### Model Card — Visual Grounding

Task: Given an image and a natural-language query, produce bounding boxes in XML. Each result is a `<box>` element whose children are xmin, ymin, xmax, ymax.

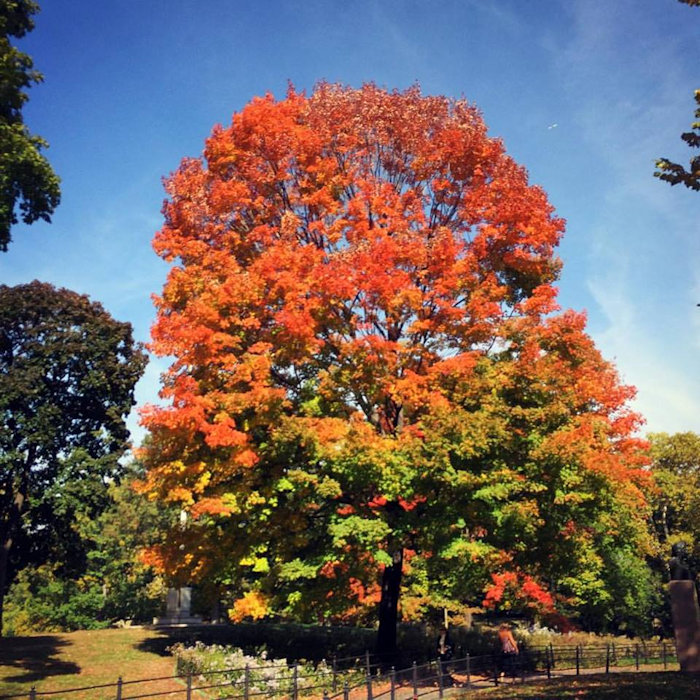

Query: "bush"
<box><xmin>3</xmin><ymin>565</ymin><xmax>110</xmax><ymax>635</ymax></box>
<box><xmin>2</xmin><ymin>563</ymin><xmax>165</xmax><ymax>635</ymax></box>
<box><xmin>169</xmin><ymin>642</ymin><xmax>337</xmax><ymax>698</ymax></box>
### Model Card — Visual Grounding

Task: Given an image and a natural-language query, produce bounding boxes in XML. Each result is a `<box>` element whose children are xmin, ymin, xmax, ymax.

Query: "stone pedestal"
<box><xmin>669</xmin><ymin>580</ymin><xmax>700</xmax><ymax>672</ymax></box>
<box><xmin>153</xmin><ymin>586</ymin><xmax>203</xmax><ymax>626</ymax></box>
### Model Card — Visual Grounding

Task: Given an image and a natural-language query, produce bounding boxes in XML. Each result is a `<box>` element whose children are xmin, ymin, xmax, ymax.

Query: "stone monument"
<box><xmin>668</xmin><ymin>542</ymin><xmax>700</xmax><ymax>672</ymax></box>
<box><xmin>153</xmin><ymin>586</ymin><xmax>203</xmax><ymax>626</ymax></box>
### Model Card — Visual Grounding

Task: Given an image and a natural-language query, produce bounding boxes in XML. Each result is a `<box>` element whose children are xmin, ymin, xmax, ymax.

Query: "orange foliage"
<box><xmin>228</xmin><ymin>591</ymin><xmax>269</xmax><ymax>622</ymax></box>
<box><xmin>138</xmin><ymin>83</ymin><xmax>649</xmax><ymax>628</ymax></box>
<box><xmin>483</xmin><ymin>571</ymin><xmax>555</xmax><ymax>614</ymax></box>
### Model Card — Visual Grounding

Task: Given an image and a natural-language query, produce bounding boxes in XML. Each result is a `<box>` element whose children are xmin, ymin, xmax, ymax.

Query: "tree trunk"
<box><xmin>376</xmin><ymin>547</ymin><xmax>403</xmax><ymax>665</ymax></box>
<box><xmin>0</xmin><ymin>531</ymin><xmax>12</xmax><ymax>635</ymax></box>
<box><xmin>0</xmin><ymin>482</ymin><xmax>27</xmax><ymax>636</ymax></box>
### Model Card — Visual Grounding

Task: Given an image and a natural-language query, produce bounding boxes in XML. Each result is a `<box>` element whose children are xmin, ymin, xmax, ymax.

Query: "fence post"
<box><xmin>323</xmin><ymin>691</ymin><xmax>330</xmax><ymax>700</ymax></box>
<box><xmin>546</xmin><ymin>646</ymin><xmax>551</xmax><ymax>679</ymax></box>
<box><xmin>244</xmin><ymin>663</ymin><xmax>250</xmax><ymax>700</ymax></box>
<box><xmin>575</xmin><ymin>646</ymin><xmax>580</xmax><ymax>676</ymax></box>
<box><xmin>116</xmin><ymin>676</ymin><xmax>123</xmax><ymax>700</ymax></box>
<box><xmin>332</xmin><ymin>655</ymin><xmax>338</xmax><ymax>693</ymax></box>
<box><xmin>662</xmin><ymin>642</ymin><xmax>667</xmax><ymax>670</ymax></box>
<box><xmin>492</xmin><ymin>653</ymin><xmax>499</xmax><ymax>685</ymax></box>
<box><xmin>390</xmin><ymin>667</ymin><xmax>396</xmax><ymax>700</ymax></box>
<box><xmin>186</xmin><ymin>673</ymin><xmax>192</xmax><ymax>700</ymax></box>
<box><xmin>293</xmin><ymin>662</ymin><xmax>299</xmax><ymax>700</ymax></box>
<box><xmin>635</xmin><ymin>644</ymin><xmax>640</xmax><ymax>671</ymax></box>
<box><xmin>605</xmin><ymin>644</ymin><xmax>610</xmax><ymax>674</ymax></box>
<box><xmin>365</xmin><ymin>650</ymin><xmax>371</xmax><ymax>677</ymax></box>
<box><xmin>29</xmin><ymin>688</ymin><xmax>37</xmax><ymax>700</ymax></box>
<box><xmin>366</xmin><ymin>673</ymin><xmax>373</xmax><ymax>700</ymax></box>
<box><xmin>643</xmin><ymin>641</ymin><xmax>648</xmax><ymax>666</ymax></box>
<box><xmin>412</xmin><ymin>661</ymin><xmax>418</xmax><ymax>700</ymax></box>
<box><xmin>344</xmin><ymin>680</ymin><xmax>350</xmax><ymax>700</ymax></box>
<box><xmin>549</xmin><ymin>642</ymin><xmax>555</xmax><ymax>669</ymax></box>
<box><xmin>612</xmin><ymin>642</ymin><xmax>616</xmax><ymax>665</ymax></box>
<box><xmin>466</xmin><ymin>652</ymin><xmax>471</xmax><ymax>687</ymax></box>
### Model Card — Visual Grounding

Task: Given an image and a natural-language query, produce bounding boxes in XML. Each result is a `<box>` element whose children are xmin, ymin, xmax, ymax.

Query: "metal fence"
<box><xmin>3</xmin><ymin>641</ymin><xmax>679</xmax><ymax>700</ymax></box>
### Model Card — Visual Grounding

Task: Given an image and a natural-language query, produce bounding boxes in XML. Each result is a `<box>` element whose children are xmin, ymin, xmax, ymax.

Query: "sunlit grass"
<box><xmin>469</xmin><ymin>671</ymin><xmax>700</xmax><ymax>699</ymax></box>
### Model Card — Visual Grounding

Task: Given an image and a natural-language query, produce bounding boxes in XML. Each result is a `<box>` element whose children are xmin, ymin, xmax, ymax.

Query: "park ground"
<box><xmin>1</xmin><ymin>627</ymin><xmax>699</xmax><ymax>700</ymax></box>
<box><xmin>0</xmin><ymin>627</ymin><xmax>187</xmax><ymax>699</ymax></box>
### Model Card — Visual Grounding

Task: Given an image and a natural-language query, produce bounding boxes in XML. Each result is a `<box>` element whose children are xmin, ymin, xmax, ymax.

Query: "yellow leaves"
<box><xmin>165</xmin><ymin>486</ymin><xmax>193</xmax><ymax>505</ymax></box>
<box><xmin>228</xmin><ymin>591</ymin><xmax>270</xmax><ymax>622</ymax></box>
<box><xmin>239</xmin><ymin>556</ymin><xmax>270</xmax><ymax>573</ymax></box>
<box><xmin>193</xmin><ymin>470</ymin><xmax>211</xmax><ymax>494</ymax></box>
<box><xmin>246</xmin><ymin>491</ymin><xmax>267</xmax><ymax>507</ymax></box>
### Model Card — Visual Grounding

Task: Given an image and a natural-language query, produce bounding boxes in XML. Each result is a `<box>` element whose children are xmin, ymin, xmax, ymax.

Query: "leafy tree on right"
<box><xmin>654</xmin><ymin>2</ymin><xmax>698</xmax><ymax>191</ymax></box>
<box><xmin>655</xmin><ymin>89</ymin><xmax>700</xmax><ymax>192</ymax></box>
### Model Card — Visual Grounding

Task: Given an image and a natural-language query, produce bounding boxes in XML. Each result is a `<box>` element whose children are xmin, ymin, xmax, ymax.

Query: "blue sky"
<box><xmin>1</xmin><ymin>0</ymin><xmax>698</xmax><ymax>443</ymax></box>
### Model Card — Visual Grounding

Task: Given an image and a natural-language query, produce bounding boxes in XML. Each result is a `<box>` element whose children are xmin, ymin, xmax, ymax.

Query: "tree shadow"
<box><xmin>135</xmin><ymin>627</ymin><xmax>176</xmax><ymax>657</ymax></box>
<box><xmin>0</xmin><ymin>635</ymin><xmax>80</xmax><ymax>684</ymax></box>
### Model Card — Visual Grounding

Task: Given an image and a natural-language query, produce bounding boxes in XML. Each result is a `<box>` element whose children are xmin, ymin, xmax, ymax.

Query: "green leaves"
<box><xmin>655</xmin><ymin>90</ymin><xmax>700</xmax><ymax>192</ymax></box>
<box><xmin>0</xmin><ymin>281</ymin><xmax>147</xmax><ymax>628</ymax></box>
<box><xmin>0</xmin><ymin>1</ymin><xmax>60</xmax><ymax>250</ymax></box>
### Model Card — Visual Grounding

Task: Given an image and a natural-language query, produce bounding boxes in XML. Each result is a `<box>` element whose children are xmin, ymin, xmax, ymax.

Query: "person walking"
<box><xmin>498</xmin><ymin>623</ymin><xmax>519</xmax><ymax>680</ymax></box>
<box><xmin>437</xmin><ymin>626</ymin><xmax>454</xmax><ymax>686</ymax></box>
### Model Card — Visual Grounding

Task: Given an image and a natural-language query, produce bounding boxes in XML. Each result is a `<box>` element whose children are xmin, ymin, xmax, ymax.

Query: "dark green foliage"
<box><xmin>81</xmin><ymin>464</ymin><xmax>173</xmax><ymax>624</ymax></box>
<box><xmin>0</xmin><ymin>0</ymin><xmax>60</xmax><ymax>250</ymax></box>
<box><xmin>654</xmin><ymin>89</ymin><xmax>700</xmax><ymax>191</ymax></box>
<box><xmin>0</xmin><ymin>281</ymin><xmax>147</xmax><ymax>632</ymax></box>
<box><xmin>2</xmin><ymin>467</ymin><xmax>171</xmax><ymax>635</ymax></box>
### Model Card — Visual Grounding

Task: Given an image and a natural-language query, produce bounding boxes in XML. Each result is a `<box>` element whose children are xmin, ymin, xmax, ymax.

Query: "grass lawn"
<box><xmin>471</xmin><ymin>671</ymin><xmax>700</xmax><ymax>699</ymax></box>
<box><xmin>1</xmin><ymin>628</ymin><xmax>698</xmax><ymax>700</ymax></box>
<box><xmin>0</xmin><ymin>627</ymin><xmax>188</xmax><ymax>700</ymax></box>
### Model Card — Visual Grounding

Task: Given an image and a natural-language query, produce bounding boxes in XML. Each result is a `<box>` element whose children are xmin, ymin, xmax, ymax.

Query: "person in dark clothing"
<box><xmin>437</xmin><ymin>626</ymin><xmax>454</xmax><ymax>686</ymax></box>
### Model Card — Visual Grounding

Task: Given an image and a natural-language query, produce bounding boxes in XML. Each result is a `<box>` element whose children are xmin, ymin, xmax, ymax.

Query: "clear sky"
<box><xmin>1</xmin><ymin>0</ymin><xmax>698</xmax><ymax>444</ymax></box>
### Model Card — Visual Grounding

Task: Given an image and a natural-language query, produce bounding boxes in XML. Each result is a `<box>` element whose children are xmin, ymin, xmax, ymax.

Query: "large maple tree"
<box><xmin>141</xmin><ymin>84</ymin><xmax>650</xmax><ymax>653</ymax></box>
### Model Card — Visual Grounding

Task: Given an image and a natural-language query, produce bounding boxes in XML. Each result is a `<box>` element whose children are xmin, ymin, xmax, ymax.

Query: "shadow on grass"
<box><xmin>478</xmin><ymin>672</ymin><xmax>700</xmax><ymax>699</ymax></box>
<box><xmin>0</xmin><ymin>635</ymin><xmax>80</xmax><ymax>685</ymax></box>
<box><xmin>134</xmin><ymin>622</ymin><xmax>378</xmax><ymax>662</ymax></box>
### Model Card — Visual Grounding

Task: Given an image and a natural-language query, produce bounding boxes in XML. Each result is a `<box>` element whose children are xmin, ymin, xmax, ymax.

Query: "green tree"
<box><xmin>648</xmin><ymin>432</ymin><xmax>700</xmax><ymax>553</ymax></box>
<box><xmin>0</xmin><ymin>281</ymin><xmax>147</xmax><ymax>633</ymax></box>
<box><xmin>3</xmin><ymin>462</ymin><xmax>171</xmax><ymax>635</ymax></box>
<box><xmin>0</xmin><ymin>0</ymin><xmax>60</xmax><ymax>251</ymax></box>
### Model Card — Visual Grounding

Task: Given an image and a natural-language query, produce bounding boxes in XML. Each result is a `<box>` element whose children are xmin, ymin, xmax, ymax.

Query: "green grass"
<box><xmin>0</xmin><ymin>627</ymin><xmax>186</xmax><ymax>700</ymax></box>
<box><xmin>1</xmin><ymin>626</ymin><xmax>696</xmax><ymax>700</ymax></box>
<box><xmin>469</xmin><ymin>672</ymin><xmax>700</xmax><ymax>699</ymax></box>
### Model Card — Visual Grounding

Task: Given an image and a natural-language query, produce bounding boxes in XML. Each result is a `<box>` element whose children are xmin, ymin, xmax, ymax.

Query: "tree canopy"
<box><xmin>140</xmin><ymin>84</ymin><xmax>651</xmax><ymax>652</ymax></box>
<box><xmin>0</xmin><ymin>0</ymin><xmax>60</xmax><ymax>251</ymax></box>
<box><xmin>0</xmin><ymin>280</ymin><xmax>147</xmax><ymax>631</ymax></box>
<box><xmin>648</xmin><ymin>432</ymin><xmax>700</xmax><ymax>554</ymax></box>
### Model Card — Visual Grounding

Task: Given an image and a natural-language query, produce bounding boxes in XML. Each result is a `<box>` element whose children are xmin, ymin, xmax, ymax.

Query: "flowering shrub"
<box><xmin>169</xmin><ymin>642</ymin><xmax>333</xmax><ymax>697</ymax></box>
